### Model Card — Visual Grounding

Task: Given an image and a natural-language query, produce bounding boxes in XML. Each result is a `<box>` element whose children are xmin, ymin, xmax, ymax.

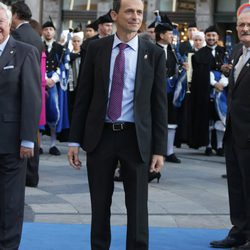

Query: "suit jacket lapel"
<box><xmin>235</xmin><ymin>56</ymin><xmax>250</xmax><ymax>86</ymax></box>
<box><xmin>102</xmin><ymin>35</ymin><xmax>114</xmax><ymax>96</ymax></box>
<box><xmin>0</xmin><ymin>36</ymin><xmax>16</xmax><ymax>73</ymax></box>
<box><xmin>230</xmin><ymin>49</ymin><xmax>242</xmax><ymax>88</ymax></box>
<box><xmin>135</xmin><ymin>37</ymin><xmax>148</xmax><ymax>97</ymax></box>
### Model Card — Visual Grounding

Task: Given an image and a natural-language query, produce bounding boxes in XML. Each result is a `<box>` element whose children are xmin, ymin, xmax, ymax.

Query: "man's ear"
<box><xmin>110</xmin><ymin>10</ymin><xmax>117</xmax><ymax>22</ymax></box>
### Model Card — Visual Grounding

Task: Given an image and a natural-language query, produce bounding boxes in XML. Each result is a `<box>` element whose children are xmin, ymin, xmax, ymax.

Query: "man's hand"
<box><xmin>46</xmin><ymin>78</ymin><xmax>56</xmax><ymax>88</ymax></box>
<box><xmin>182</xmin><ymin>62</ymin><xmax>189</xmax><ymax>71</ymax></box>
<box><xmin>68</xmin><ymin>146</ymin><xmax>82</xmax><ymax>170</ymax></box>
<box><xmin>214</xmin><ymin>83</ymin><xmax>224</xmax><ymax>92</ymax></box>
<box><xmin>149</xmin><ymin>154</ymin><xmax>164</xmax><ymax>173</ymax></box>
<box><xmin>221</xmin><ymin>63</ymin><xmax>232</xmax><ymax>75</ymax></box>
<box><xmin>20</xmin><ymin>146</ymin><xmax>34</xmax><ymax>159</ymax></box>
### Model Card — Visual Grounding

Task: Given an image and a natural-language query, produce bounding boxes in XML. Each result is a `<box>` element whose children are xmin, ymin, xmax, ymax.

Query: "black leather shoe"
<box><xmin>210</xmin><ymin>236</ymin><xmax>245</xmax><ymax>248</ymax></box>
<box><xmin>148</xmin><ymin>171</ymin><xmax>161</xmax><ymax>183</ymax></box>
<box><xmin>165</xmin><ymin>154</ymin><xmax>181</xmax><ymax>163</ymax></box>
<box><xmin>217</xmin><ymin>148</ymin><xmax>224</xmax><ymax>156</ymax></box>
<box><xmin>49</xmin><ymin>146</ymin><xmax>61</xmax><ymax>156</ymax></box>
<box><xmin>205</xmin><ymin>147</ymin><xmax>213</xmax><ymax>156</ymax></box>
<box><xmin>232</xmin><ymin>241</ymin><xmax>250</xmax><ymax>250</ymax></box>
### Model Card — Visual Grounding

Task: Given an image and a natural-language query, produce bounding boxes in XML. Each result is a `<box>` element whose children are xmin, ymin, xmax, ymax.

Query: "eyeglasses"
<box><xmin>237</xmin><ymin>23</ymin><xmax>250</xmax><ymax>29</ymax></box>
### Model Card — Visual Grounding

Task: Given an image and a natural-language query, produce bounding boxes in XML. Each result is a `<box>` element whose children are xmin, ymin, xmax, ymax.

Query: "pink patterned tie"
<box><xmin>108</xmin><ymin>43</ymin><xmax>127</xmax><ymax>122</ymax></box>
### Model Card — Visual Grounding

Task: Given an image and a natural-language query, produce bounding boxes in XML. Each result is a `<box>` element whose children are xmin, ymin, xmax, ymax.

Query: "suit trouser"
<box><xmin>0</xmin><ymin>153</ymin><xmax>27</xmax><ymax>250</ymax></box>
<box><xmin>26</xmin><ymin>141</ymin><xmax>39</xmax><ymax>187</ymax></box>
<box><xmin>86</xmin><ymin>125</ymin><xmax>149</xmax><ymax>250</ymax></box>
<box><xmin>225</xmin><ymin>132</ymin><xmax>250</xmax><ymax>240</ymax></box>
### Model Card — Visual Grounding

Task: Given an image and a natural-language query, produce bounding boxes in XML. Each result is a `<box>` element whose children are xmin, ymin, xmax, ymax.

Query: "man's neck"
<box><xmin>116</xmin><ymin>31</ymin><xmax>138</xmax><ymax>43</ymax></box>
<box><xmin>14</xmin><ymin>20</ymin><xmax>26</xmax><ymax>29</ymax></box>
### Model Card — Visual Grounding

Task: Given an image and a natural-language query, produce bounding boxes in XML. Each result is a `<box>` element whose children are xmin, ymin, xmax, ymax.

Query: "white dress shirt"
<box><xmin>105</xmin><ymin>34</ymin><xmax>138</xmax><ymax>123</ymax></box>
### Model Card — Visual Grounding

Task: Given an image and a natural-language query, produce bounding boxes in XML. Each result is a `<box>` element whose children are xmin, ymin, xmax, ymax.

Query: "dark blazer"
<box><xmin>225</xmin><ymin>47</ymin><xmax>250</xmax><ymax>148</ymax></box>
<box><xmin>179</xmin><ymin>40</ymin><xmax>193</xmax><ymax>57</ymax></box>
<box><xmin>70</xmin><ymin>35</ymin><xmax>168</xmax><ymax>163</ymax></box>
<box><xmin>0</xmin><ymin>36</ymin><xmax>41</xmax><ymax>153</ymax></box>
<box><xmin>11</xmin><ymin>23</ymin><xmax>44</xmax><ymax>56</ymax></box>
<box><xmin>78</xmin><ymin>34</ymin><xmax>100</xmax><ymax>83</ymax></box>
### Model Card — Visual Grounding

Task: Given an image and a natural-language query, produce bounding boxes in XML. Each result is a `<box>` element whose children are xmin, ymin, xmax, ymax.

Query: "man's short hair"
<box><xmin>11</xmin><ymin>1</ymin><xmax>32</xmax><ymax>21</ymax></box>
<box><xmin>113</xmin><ymin>0</ymin><xmax>143</xmax><ymax>13</ymax></box>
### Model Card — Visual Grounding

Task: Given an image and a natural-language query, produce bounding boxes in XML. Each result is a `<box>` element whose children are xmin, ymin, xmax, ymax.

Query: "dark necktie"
<box><xmin>107</xmin><ymin>43</ymin><xmax>127</xmax><ymax>122</ymax></box>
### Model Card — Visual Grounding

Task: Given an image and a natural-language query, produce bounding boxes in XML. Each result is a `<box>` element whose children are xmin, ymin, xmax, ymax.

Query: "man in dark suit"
<box><xmin>11</xmin><ymin>1</ymin><xmax>43</xmax><ymax>55</ymax></box>
<box><xmin>68</xmin><ymin>0</ymin><xmax>168</xmax><ymax>249</ymax></box>
<box><xmin>11</xmin><ymin>1</ymin><xmax>44</xmax><ymax>188</ymax></box>
<box><xmin>210</xmin><ymin>5</ymin><xmax>250</xmax><ymax>250</ymax></box>
<box><xmin>0</xmin><ymin>3</ymin><xmax>41</xmax><ymax>249</ymax></box>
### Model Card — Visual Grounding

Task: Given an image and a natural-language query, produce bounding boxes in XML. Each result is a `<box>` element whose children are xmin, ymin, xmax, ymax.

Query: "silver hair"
<box><xmin>0</xmin><ymin>2</ymin><xmax>12</xmax><ymax>25</ymax></box>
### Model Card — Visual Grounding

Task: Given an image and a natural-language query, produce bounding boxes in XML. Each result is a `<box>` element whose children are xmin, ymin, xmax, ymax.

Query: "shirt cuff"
<box><xmin>51</xmin><ymin>72</ymin><xmax>60</xmax><ymax>83</ymax></box>
<box><xmin>68</xmin><ymin>143</ymin><xmax>80</xmax><ymax>147</ymax></box>
<box><xmin>21</xmin><ymin>140</ymin><xmax>34</xmax><ymax>149</ymax></box>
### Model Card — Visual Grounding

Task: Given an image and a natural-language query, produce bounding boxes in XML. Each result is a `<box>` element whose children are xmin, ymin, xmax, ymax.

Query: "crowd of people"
<box><xmin>1</xmin><ymin>0</ymin><xmax>250</xmax><ymax>249</ymax></box>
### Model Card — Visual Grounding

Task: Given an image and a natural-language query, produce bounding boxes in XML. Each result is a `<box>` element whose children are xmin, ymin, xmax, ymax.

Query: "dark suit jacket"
<box><xmin>78</xmin><ymin>34</ymin><xmax>100</xmax><ymax>84</ymax></box>
<box><xmin>70</xmin><ymin>35</ymin><xmax>168</xmax><ymax>163</ymax></box>
<box><xmin>11</xmin><ymin>23</ymin><xmax>44</xmax><ymax>57</ymax></box>
<box><xmin>0</xmin><ymin>36</ymin><xmax>41</xmax><ymax>153</ymax></box>
<box><xmin>179</xmin><ymin>40</ymin><xmax>193</xmax><ymax>57</ymax></box>
<box><xmin>225</xmin><ymin>47</ymin><xmax>250</xmax><ymax>148</ymax></box>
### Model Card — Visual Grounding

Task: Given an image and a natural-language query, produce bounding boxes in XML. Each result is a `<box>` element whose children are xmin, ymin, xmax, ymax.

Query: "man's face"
<box><xmin>205</xmin><ymin>32</ymin><xmax>218</xmax><ymax>46</ymax></box>
<box><xmin>237</xmin><ymin>12</ymin><xmax>250</xmax><ymax>47</ymax></box>
<box><xmin>111</xmin><ymin>0</ymin><xmax>143</xmax><ymax>35</ymax></box>
<box><xmin>98</xmin><ymin>22</ymin><xmax>113</xmax><ymax>37</ymax></box>
<box><xmin>147</xmin><ymin>27</ymin><xmax>155</xmax><ymax>40</ymax></box>
<box><xmin>42</xmin><ymin>27</ymin><xmax>55</xmax><ymax>41</ymax></box>
<box><xmin>85</xmin><ymin>27</ymin><xmax>97</xmax><ymax>39</ymax></box>
<box><xmin>0</xmin><ymin>9</ymin><xmax>10</xmax><ymax>44</ymax></box>
<box><xmin>160</xmin><ymin>31</ymin><xmax>173</xmax><ymax>45</ymax></box>
<box><xmin>187</xmin><ymin>27</ymin><xmax>198</xmax><ymax>40</ymax></box>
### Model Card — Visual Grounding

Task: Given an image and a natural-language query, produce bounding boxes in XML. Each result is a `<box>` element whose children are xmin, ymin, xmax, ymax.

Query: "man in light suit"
<box><xmin>0</xmin><ymin>3</ymin><xmax>41</xmax><ymax>250</ymax></box>
<box><xmin>210</xmin><ymin>4</ymin><xmax>250</xmax><ymax>250</ymax></box>
<box><xmin>68</xmin><ymin>0</ymin><xmax>168</xmax><ymax>249</ymax></box>
<box><xmin>11</xmin><ymin>1</ymin><xmax>44</xmax><ymax>188</ymax></box>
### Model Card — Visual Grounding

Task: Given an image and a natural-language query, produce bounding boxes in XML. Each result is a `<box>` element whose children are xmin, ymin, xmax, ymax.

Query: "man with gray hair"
<box><xmin>210</xmin><ymin>4</ymin><xmax>250</xmax><ymax>250</ymax></box>
<box><xmin>0</xmin><ymin>3</ymin><xmax>41</xmax><ymax>249</ymax></box>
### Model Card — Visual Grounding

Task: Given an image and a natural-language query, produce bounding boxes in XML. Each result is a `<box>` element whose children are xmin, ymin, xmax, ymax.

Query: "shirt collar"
<box><xmin>243</xmin><ymin>45</ymin><xmax>250</xmax><ymax>53</ymax></box>
<box><xmin>207</xmin><ymin>45</ymin><xmax>217</xmax><ymax>50</ymax></box>
<box><xmin>0</xmin><ymin>35</ymin><xmax>10</xmax><ymax>52</ymax></box>
<box><xmin>157</xmin><ymin>42</ymin><xmax>168</xmax><ymax>50</ymax></box>
<box><xmin>15</xmin><ymin>21</ymin><xmax>29</xmax><ymax>29</ymax></box>
<box><xmin>113</xmin><ymin>33</ymin><xmax>138</xmax><ymax>51</ymax></box>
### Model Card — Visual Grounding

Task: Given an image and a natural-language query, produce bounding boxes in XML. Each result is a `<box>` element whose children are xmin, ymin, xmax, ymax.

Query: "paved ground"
<box><xmin>24</xmin><ymin>136</ymin><xmax>231</xmax><ymax>230</ymax></box>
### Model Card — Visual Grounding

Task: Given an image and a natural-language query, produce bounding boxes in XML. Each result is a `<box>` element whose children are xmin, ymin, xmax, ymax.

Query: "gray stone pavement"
<box><xmin>24</xmin><ymin>136</ymin><xmax>231</xmax><ymax>230</ymax></box>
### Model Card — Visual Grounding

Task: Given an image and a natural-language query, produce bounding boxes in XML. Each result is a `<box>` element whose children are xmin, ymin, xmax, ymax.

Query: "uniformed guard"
<box><xmin>155</xmin><ymin>21</ymin><xmax>182</xmax><ymax>164</ymax></box>
<box><xmin>41</xmin><ymin>17</ymin><xmax>70</xmax><ymax>155</ymax></box>
<box><xmin>190</xmin><ymin>25</ymin><xmax>228</xmax><ymax>156</ymax></box>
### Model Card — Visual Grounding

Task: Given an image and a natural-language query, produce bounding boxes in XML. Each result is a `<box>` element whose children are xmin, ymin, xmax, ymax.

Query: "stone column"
<box><xmin>196</xmin><ymin>0</ymin><xmax>215</xmax><ymax>30</ymax></box>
